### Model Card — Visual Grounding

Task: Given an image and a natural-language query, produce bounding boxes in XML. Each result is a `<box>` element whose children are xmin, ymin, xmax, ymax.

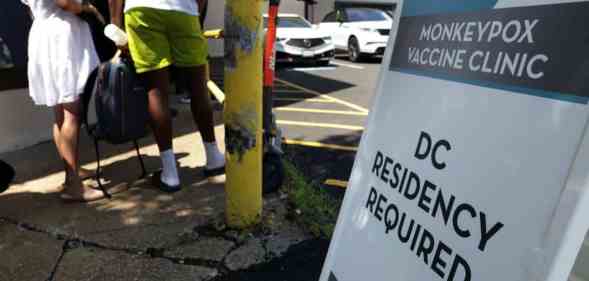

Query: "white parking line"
<box><xmin>276</xmin><ymin>107</ymin><xmax>368</xmax><ymax>116</ymax></box>
<box><xmin>288</xmin><ymin>67</ymin><xmax>337</xmax><ymax>72</ymax></box>
<box><xmin>276</xmin><ymin>79</ymin><xmax>370</xmax><ymax>113</ymax></box>
<box><xmin>274</xmin><ymin>97</ymin><xmax>334</xmax><ymax>103</ymax></box>
<box><xmin>331</xmin><ymin>61</ymin><xmax>365</xmax><ymax>70</ymax></box>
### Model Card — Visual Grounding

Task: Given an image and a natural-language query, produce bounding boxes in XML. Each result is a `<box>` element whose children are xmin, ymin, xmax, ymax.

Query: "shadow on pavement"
<box><xmin>334</xmin><ymin>54</ymin><xmax>384</xmax><ymax>64</ymax></box>
<box><xmin>211</xmin><ymin>239</ymin><xmax>330</xmax><ymax>281</ymax></box>
<box><xmin>319</xmin><ymin>131</ymin><xmax>363</xmax><ymax>147</ymax></box>
<box><xmin>276</xmin><ymin>67</ymin><xmax>356</xmax><ymax>96</ymax></box>
<box><xmin>0</xmin><ymin>107</ymin><xmax>226</xmax><ymax>248</ymax></box>
<box><xmin>0</xmin><ymin>148</ymin><xmax>224</xmax><ymax>236</ymax></box>
<box><xmin>283</xmin><ymin>132</ymin><xmax>363</xmax><ymax>199</ymax></box>
<box><xmin>282</xmin><ymin>130</ymin><xmax>365</xmax><ymax>199</ymax></box>
<box><xmin>273</xmin><ymin>66</ymin><xmax>357</xmax><ymax>109</ymax></box>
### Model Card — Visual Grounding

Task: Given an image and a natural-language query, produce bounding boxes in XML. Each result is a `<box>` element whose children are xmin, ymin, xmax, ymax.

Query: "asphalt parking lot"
<box><xmin>274</xmin><ymin>55</ymin><xmax>383</xmax><ymax>196</ymax></box>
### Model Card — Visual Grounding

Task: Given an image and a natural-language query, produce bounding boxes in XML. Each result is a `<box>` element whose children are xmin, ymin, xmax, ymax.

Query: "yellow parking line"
<box><xmin>277</xmin><ymin>120</ymin><xmax>364</xmax><ymax>131</ymax></box>
<box><xmin>276</xmin><ymin>78</ymin><xmax>369</xmax><ymax>113</ymax></box>
<box><xmin>274</xmin><ymin>98</ymin><xmax>334</xmax><ymax>103</ymax></box>
<box><xmin>276</xmin><ymin>107</ymin><xmax>368</xmax><ymax>116</ymax></box>
<box><xmin>284</xmin><ymin>139</ymin><xmax>358</xmax><ymax>151</ymax></box>
<box><xmin>324</xmin><ymin>179</ymin><xmax>348</xmax><ymax>189</ymax></box>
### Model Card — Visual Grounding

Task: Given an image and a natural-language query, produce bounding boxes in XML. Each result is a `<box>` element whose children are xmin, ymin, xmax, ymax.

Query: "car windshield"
<box><xmin>264</xmin><ymin>16</ymin><xmax>312</xmax><ymax>28</ymax></box>
<box><xmin>346</xmin><ymin>8</ymin><xmax>389</xmax><ymax>22</ymax></box>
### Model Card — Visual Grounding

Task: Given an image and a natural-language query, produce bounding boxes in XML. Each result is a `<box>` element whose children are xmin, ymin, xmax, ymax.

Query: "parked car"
<box><xmin>318</xmin><ymin>8</ymin><xmax>393</xmax><ymax>62</ymax></box>
<box><xmin>264</xmin><ymin>14</ymin><xmax>335</xmax><ymax>66</ymax></box>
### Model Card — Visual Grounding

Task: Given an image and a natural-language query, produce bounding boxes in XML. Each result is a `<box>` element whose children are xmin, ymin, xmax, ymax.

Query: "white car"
<box><xmin>264</xmin><ymin>14</ymin><xmax>335</xmax><ymax>66</ymax></box>
<box><xmin>318</xmin><ymin>8</ymin><xmax>393</xmax><ymax>62</ymax></box>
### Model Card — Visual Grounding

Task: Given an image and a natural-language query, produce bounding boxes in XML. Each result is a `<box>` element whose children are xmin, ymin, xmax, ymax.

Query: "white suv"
<box><xmin>318</xmin><ymin>8</ymin><xmax>393</xmax><ymax>62</ymax></box>
<box><xmin>264</xmin><ymin>14</ymin><xmax>335</xmax><ymax>66</ymax></box>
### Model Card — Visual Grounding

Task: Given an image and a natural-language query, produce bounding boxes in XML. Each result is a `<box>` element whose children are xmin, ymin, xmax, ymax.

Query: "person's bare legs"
<box><xmin>141</xmin><ymin>68</ymin><xmax>180</xmax><ymax>187</ymax></box>
<box><xmin>59</xmin><ymin>102</ymin><xmax>81</xmax><ymax>181</ymax></box>
<box><xmin>184</xmin><ymin>65</ymin><xmax>224</xmax><ymax>172</ymax></box>
<box><xmin>54</xmin><ymin>111</ymin><xmax>93</xmax><ymax>186</ymax></box>
<box><xmin>142</xmin><ymin>68</ymin><xmax>173</xmax><ymax>151</ymax></box>
<box><xmin>54</xmin><ymin>101</ymin><xmax>103</xmax><ymax>201</ymax></box>
<box><xmin>53</xmin><ymin>105</ymin><xmax>69</xmax><ymax>184</ymax></box>
<box><xmin>184</xmin><ymin>65</ymin><xmax>215</xmax><ymax>142</ymax></box>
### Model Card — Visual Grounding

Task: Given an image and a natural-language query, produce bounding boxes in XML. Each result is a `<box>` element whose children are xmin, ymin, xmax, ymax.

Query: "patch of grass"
<box><xmin>282</xmin><ymin>160</ymin><xmax>340</xmax><ymax>239</ymax></box>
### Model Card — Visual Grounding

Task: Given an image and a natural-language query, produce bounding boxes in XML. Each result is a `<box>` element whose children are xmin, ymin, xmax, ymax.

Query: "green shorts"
<box><xmin>125</xmin><ymin>7</ymin><xmax>208</xmax><ymax>74</ymax></box>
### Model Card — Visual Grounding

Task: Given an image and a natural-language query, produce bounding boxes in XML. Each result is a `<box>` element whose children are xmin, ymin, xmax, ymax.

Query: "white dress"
<box><xmin>22</xmin><ymin>0</ymin><xmax>99</xmax><ymax>107</ymax></box>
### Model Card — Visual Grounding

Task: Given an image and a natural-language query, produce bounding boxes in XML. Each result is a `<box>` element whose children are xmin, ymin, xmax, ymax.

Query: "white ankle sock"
<box><xmin>204</xmin><ymin>142</ymin><xmax>225</xmax><ymax>170</ymax></box>
<box><xmin>160</xmin><ymin>149</ymin><xmax>180</xmax><ymax>186</ymax></box>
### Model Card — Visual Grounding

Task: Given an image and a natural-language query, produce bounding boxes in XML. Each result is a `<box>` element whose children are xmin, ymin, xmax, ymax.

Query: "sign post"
<box><xmin>319</xmin><ymin>1</ymin><xmax>589</xmax><ymax>281</ymax></box>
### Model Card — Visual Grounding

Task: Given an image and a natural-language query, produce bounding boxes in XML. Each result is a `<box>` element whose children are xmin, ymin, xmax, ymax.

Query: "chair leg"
<box><xmin>133</xmin><ymin>140</ymin><xmax>147</xmax><ymax>179</ymax></box>
<box><xmin>94</xmin><ymin>138</ymin><xmax>111</xmax><ymax>199</ymax></box>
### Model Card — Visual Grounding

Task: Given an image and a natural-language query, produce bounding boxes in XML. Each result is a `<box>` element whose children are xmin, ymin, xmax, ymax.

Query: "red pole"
<box><xmin>263</xmin><ymin>0</ymin><xmax>280</xmax><ymax>89</ymax></box>
<box><xmin>262</xmin><ymin>0</ymin><xmax>284</xmax><ymax>195</ymax></box>
<box><xmin>263</xmin><ymin>0</ymin><xmax>280</xmax><ymax>137</ymax></box>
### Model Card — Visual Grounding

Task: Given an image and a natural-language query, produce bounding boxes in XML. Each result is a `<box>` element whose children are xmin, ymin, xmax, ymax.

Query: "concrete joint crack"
<box><xmin>1</xmin><ymin>217</ymin><xmax>68</xmax><ymax>241</ymax></box>
<box><xmin>45</xmin><ymin>240</ymin><xmax>68</xmax><ymax>281</ymax></box>
<box><xmin>1</xmin><ymin>217</ymin><xmax>235</xmax><ymax>274</ymax></box>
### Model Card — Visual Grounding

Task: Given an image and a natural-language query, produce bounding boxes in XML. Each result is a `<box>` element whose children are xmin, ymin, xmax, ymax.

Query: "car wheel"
<box><xmin>348</xmin><ymin>37</ymin><xmax>362</xmax><ymax>62</ymax></box>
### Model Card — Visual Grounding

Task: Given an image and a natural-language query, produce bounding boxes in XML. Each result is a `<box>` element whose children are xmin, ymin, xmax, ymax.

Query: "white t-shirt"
<box><xmin>125</xmin><ymin>0</ymin><xmax>199</xmax><ymax>16</ymax></box>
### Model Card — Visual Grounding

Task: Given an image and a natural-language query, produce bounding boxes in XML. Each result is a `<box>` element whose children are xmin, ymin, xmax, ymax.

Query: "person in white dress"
<box><xmin>23</xmin><ymin>0</ymin><xmax>104</xmax><ymax>202</ymax></box>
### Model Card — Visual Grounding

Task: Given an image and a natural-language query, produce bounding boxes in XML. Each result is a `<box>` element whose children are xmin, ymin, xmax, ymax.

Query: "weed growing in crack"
<box><xmin>282</xmin><ymin>160</ymin><xmax>340</xmax><ymax>239</ymax></box>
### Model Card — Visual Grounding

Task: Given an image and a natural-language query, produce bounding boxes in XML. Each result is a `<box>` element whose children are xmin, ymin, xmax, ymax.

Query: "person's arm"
<box><xmin>196</xmin><ymin>0</ymin><xmax>206</xmax><ymax>16</ymax></box>
<box><xmin>55</xmin><ymin>0</ymin><xmax>104</xmax><ymax>23</ymax></box>
<box><xmin>196</xmin><ymin>0</ymin><xmax>207</xmax><ymax>28</ymax></box>
<box><xmin>108</xmin><ymin>0</ymin><xmax>124</xmax><ymax>28</ymax></box>
<box><xmin>55</xmin><ymin>0</ymin><xmax>84</xmax><ymax>14</ymax></box>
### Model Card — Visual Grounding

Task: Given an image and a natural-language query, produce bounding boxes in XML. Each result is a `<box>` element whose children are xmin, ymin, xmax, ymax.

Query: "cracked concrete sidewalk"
<box><xmin>0</xmin><ymin>103</ymin><xmax>310</xmax><ymax>281</ymax></box>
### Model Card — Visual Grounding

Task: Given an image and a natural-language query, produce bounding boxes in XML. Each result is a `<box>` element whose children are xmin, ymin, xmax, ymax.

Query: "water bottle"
<box><xmin>104</xmin><ymin>24</ymin><xmax>128</xmax><ymax>46</ymax></box>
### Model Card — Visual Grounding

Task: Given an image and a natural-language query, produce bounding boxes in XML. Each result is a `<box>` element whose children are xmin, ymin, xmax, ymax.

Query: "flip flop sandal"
<box><xmin>204</xmin><ymin>166</ymin><xmax>225</xmax><ymax>177</ymax></box>
<box><xmin>79</xmin><ymin>168</ymin><xmax>96</xmax><ymax>180</ymax></box>
<box><xmin>151</xmin><ymin>170</ymin><xmax>181</xmax><ymax>193</ymax></box>
<box><xmin>60</xmin><ymin>185</ymin><xmax>107</xmax><ymax>203</ymax></box>
<box><xmin>90</xmin><ymin>182</ymin><xmax>129</xmax><ymax>195</ymax></box>
<box><xmin>204</xmin><ymin>166</ymin><xmax>226</xmax><ymax>184</ymax></box>
<box><xmin>62</xmin><ymin>168</ymin><xmax>98</xmax><ymax>187</ymax></box>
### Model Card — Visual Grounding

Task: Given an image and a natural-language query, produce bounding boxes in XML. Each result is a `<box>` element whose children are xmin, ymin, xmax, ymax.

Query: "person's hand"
<box><xmin>111</xmin><ymin>47</ymin><xmax>130</xmax><ymax>63</ymax></box>
<box><xmin>118</xmin><ymin>44</ymin><xmax>130</xmax><ymax>57</ymax></box>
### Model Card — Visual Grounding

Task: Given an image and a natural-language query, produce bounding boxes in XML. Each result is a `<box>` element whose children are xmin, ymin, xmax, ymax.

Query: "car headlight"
<box><xmin>322</xmin><ymin>36</ymin><xmax>332</xmax><ymax>42</ymax></box>
<box><xmin>276</xmin><ymin>37</ymin><xmax>288</xmax><ymax>42</ymax></box>
<box><xmin>359</xmin><ymin>28</ymin><xmax>378</xmax><ymax>33</ymax></box>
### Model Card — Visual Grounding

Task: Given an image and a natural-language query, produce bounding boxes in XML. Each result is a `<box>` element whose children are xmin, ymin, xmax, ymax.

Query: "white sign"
<box><xmin>319</xmin><ymin>1</ymin><xmax>589</xmax><ymax>281</ymax></box>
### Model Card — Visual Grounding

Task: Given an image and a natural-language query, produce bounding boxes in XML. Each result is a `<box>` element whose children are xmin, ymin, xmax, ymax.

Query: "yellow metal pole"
<box><xmin>224</xmin><ymin>0</ymin><xmax>264</xmax><ymax>228</ymax></box>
